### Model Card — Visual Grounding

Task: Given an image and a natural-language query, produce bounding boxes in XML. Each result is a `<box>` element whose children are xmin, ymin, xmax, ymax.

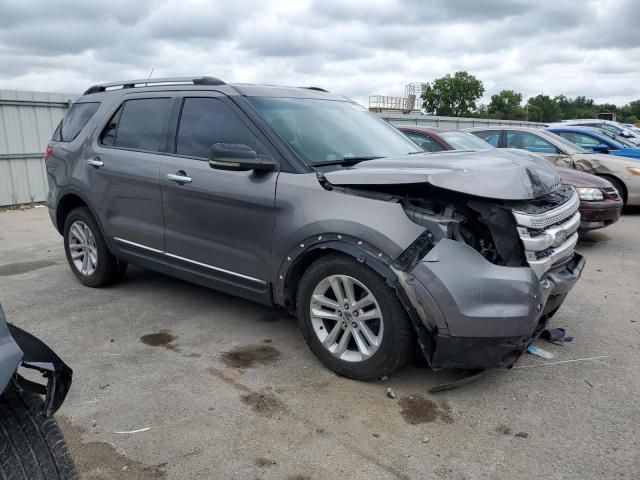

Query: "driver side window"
<box><xmin>176</xmin><ymin>97</ymin><xmax>263</xmax><ymax>160</ymax></box>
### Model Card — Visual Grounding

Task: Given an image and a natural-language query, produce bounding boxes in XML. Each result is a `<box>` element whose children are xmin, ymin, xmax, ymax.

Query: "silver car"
<box><xmin>45</xmin><ymin>77</ymin><xmax>584</xmax><ymax>379</ymax></box>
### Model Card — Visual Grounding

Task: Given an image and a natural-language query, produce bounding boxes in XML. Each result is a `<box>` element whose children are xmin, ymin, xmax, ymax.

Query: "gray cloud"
<box><xmin>0</xmin><ymin>0</ymin><xmax>638</xmax><ymax>107</ymax></box>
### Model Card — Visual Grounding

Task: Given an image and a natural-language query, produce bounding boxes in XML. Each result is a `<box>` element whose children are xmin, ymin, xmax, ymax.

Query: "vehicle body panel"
<box><xmin>323</xmin><ymin>149</ymin><xmax>561</xmax><ymax>200</ymax></box>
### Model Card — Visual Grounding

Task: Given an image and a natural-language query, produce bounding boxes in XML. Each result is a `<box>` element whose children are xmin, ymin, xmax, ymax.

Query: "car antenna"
<box><xmin>146</xmin><ymin>67</ymin><xmax>155</xmax><ymax>85</ymax></box>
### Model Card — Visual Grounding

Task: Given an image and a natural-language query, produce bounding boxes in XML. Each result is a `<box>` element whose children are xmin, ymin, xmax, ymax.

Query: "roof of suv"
<box><xmin>81</xmin><ymin>76</ymin><xmax>348</xmax><ymax>102</ymax></box>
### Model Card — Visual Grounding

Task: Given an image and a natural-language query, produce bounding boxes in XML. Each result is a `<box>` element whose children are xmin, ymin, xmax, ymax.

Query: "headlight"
<box><xmin>576</xmin><ymin>187</ymin><xmax>604</xmax><ymax>201</ymax></box>
<box><xmin>627</xmin><ymin>167</ymin><xmax>640</xmax><ymax>176</ymax></box>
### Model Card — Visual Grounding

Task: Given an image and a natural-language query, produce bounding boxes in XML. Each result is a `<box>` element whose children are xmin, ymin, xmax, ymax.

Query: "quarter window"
<box><xmin>100</xmin><ymin>98</ymin><xmax>173</xmax><ymax>152</ymax></box>
<box><xmin>55</xmin><ymin>102</ymin><xmax>100</xmax><ymax>142</ymax></box>
<box><xmin>176</xmin><ymin>97</ymin><xmax>261</xmax><ymax>159</ymax></box>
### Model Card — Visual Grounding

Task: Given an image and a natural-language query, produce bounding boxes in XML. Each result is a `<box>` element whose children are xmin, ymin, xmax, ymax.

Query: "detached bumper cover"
<box><xmin>0</xmin><ymin>305</ymin><xmax>72</xmax><ymax>417</ymax></box>
<box><xmin>401</xmin><ymin>240</ymin><xmax>585</xmax><ymax>370</ymax></box>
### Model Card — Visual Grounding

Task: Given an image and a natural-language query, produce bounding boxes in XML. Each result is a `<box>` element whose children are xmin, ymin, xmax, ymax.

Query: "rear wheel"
<box><xmin>63</xmin><ymin>207</ymin><xmax>127</xmax><ymax>287</ymax></box>
<box><xmin>0</xmin><ymin>382</ymin><xmax>77</xmax><ymax>480</ymax></box>
<box><xmin>297</xmin><ymin>254</ymin><xmax>414</xmax><ymax>380</ymax></box>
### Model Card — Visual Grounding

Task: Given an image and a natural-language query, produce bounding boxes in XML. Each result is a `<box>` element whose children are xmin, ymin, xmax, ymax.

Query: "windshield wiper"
<box><xmin>311</xmin><ymin>156</ymin><xmax>383</xmax><ymax>167</ymax></box>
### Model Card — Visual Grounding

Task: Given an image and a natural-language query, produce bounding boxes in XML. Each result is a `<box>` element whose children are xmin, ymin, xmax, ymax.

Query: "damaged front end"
<box><xmin>0</xmin><ymin>304</ymin><xmax>72</xmax><ymax>417</ymax></box>
<box><xmin>322</xmin><ymin>151</ymin><xmax>585</xmax><ymax>370</ymax></box>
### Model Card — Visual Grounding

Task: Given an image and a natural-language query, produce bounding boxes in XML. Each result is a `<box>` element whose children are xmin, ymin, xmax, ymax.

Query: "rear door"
<box><xmin>159</xmin><ymin>93</ymin><xmax>279</xmax><ymax>302</ymax></box>
<box><xmin>91</xmin><ymin>93</ymin><xmax>175</xmax><ymax>267</ymax></box>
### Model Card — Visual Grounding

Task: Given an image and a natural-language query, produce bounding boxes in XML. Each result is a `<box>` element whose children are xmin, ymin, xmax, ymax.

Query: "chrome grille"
<box><xmin>512</xmin><ymin>189</ymin><xmax>580</xmax><ymax>279</ymax></box>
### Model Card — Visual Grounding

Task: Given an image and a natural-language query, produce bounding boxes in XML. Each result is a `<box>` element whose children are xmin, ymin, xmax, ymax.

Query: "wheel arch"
<box><xmin>596</xmin><ymin>173</ymin><xmax>628</xmax><ymax>203</ymax></box>
<box><xmin>274</xmin><ymin>237</ymin><xmax>435</xmax><ymax>360</ymax></box>
<box><xmin>55</xmin><ymin>188</ymin><xmax>106</xmax><ymax>238</ymax></box>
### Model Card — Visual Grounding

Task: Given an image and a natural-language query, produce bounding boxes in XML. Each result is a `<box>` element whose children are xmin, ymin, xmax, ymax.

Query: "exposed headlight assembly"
<box><xmin>575</xmin><ymin>187</ymin><xmax>604</xmax><ymax>201</ymax></box>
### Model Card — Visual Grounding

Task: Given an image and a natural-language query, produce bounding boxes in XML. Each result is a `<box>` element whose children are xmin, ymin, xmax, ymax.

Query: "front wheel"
<box><xmin>296</xmin><ymin>254</ymin><xmax>414</xmax><ymax>380</ymax></box>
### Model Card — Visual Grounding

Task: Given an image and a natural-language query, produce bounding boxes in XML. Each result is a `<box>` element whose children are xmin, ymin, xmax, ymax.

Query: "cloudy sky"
<box><xmin>1</xmin><ymin>0</ymin><xmax>638</xmax><ymax>107</ymax></box>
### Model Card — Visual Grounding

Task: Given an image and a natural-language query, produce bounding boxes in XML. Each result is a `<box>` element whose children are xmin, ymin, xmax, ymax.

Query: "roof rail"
<box><xmin>304</xmin><ymin>86</ymin><xmax>329</xmax><ymax>93</ymax></box>
<box><xmin>83</xmin><ymin>76</ymin><xmax>226</xmax><ymax>95</ymax></box>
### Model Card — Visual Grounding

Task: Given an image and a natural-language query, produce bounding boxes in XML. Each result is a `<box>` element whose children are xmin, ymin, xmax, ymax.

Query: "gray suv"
<box><xmin>46</xmin><ymin>77</ymin><xmax>585</xmax><ymax>380</ymax></box>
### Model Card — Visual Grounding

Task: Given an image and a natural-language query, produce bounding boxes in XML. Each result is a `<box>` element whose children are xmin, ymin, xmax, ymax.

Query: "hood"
<box><xmin>322</xmin><ymin>149</ymin><xmax>561</xmax><ymax>200</ymax></box>
<box><xmin>556</xmin><ymin>167</ymin><xmax>612</xmax><ymax>188</ymax></box>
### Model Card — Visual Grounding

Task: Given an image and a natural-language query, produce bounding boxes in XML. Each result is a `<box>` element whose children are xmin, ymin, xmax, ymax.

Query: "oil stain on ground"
<box><xmin>220</xmin><ymin>344</ymin><xmax>280</xmax><ymax>369</ymax></box>
<box><xmin>140</xmin><ymin>330</ymin><xmax>177</xmax><ymax>350</ymax></box>
<box><xmin>58</xmin><ymin>416</ymin><xmax>166</xmax><ymax>480</ymax></box>
<box><xmin>241</xmin><ymin>391</ymin><xmax>286</xmax><ymax>417</ymax></box>
<box><xmin>398</xmin><ymin>395</ymin><xmax>454</xmax><ymax>425</ymax></box>
<box><xmin>0</xmin><ymin>260</ymin><xmax>56</xmax><ymax>276</ymax></box>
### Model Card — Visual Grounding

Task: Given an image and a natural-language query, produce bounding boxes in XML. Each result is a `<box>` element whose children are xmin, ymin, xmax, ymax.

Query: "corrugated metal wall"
<box><xmin>377</xmin><ymin>113</ymin><xmax>544</xmax><ymax>129</ymax></box>
<box><xmin>0</xmin><ymin>89</ymin><xmax>78</xmax><ymax>206</ymax></box>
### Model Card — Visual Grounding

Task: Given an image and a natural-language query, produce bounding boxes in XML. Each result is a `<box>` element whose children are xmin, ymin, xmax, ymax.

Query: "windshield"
<box><xmin>440</xmin><ymin>131</ymin><xmax>494</xmax><ymax>150</ymax></box>
<box><xmin>248</xmin><ymin>97</ymin><xmax>421</xmax><ymax>165</ymax></box>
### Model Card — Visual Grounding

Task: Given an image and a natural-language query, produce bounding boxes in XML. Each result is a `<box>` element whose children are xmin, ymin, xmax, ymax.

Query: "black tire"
<box><xmin>63</xmin><ymin>207</ymin><xmax>127</xmax><ymax>287</ymax></box>
<box><xmin>0</xmin><ymin>382</ymin><xmax>77</xmax><ymax>480</ymax></box>
<box><xmin>296</xmin><ymin>254</ymin><xmax>414</xmax><ymax>380</ymax></box>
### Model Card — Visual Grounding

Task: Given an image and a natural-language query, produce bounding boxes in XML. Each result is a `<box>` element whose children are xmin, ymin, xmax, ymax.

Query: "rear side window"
<box><xmin>175</xmin><ymin>97</ymin><xmax>262</xmax><ymax>159</ymax></box>
<box><xmin>54</xmin><ymin>102</ymin><xmax>100</xmax><ymax>142</ymax></box>
<box><xmin>505</xmin><ymin>131</ymin><xmax>559</xmax><ymax>154</ymax></box>
<box><xmin>100</xmin><ymin>98</ymin><xmax>173</xmax><ymax>152</ymax></box>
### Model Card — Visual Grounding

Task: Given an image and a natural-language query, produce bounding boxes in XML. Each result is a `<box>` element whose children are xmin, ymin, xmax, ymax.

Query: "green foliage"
<box><xmin>421</xmin><ymin>71</ymin><xmax>485</xmax><ymax>116</ymax></box>
<box><xmin>417</xmin><ymin>71</ymin><xmax>640</xmax><ymax>125</ymax></box>
<box><xmin>526</xmin><ymin>95</ymin><xmax>562</xmax><ymax>122</ymax></box>
<box><xmin>488</xmin><ymin>90</ymin><xmax>527</xmax><ymax>120</ymax></box>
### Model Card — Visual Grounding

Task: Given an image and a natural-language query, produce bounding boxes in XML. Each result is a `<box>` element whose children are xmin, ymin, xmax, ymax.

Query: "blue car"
<box><xmin>546</xmin><ymin>126</ymin><xmax>640</xmax><ymax>160</ymax></box>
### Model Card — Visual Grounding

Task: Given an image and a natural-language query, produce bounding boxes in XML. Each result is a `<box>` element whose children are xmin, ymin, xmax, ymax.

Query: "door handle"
<box><xmin>87</xmin><ymin>158</ymin><xmax>104</xmax><ymax>168</ymax></box>
<box><xmin>167</xmin><ymin>172</ymin><xmax>192</xmax><ymax>184</ymax></box>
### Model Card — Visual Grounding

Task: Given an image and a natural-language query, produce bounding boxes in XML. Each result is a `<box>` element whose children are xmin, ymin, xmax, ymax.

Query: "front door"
<box><xmin>159</xmin><ymin>94</ymin><xmax>278</xmax><ymax>302</ymax></box>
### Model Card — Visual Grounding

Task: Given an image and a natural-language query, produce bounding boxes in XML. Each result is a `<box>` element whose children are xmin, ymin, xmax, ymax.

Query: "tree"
<box><xmin>488</xmin><ymin>90</ymin><xmax>526</xmax><ymax>120</ymax></box>
<box><xmin>526</xmin><ymin>95</ymin><xmax>562</xmax><ymax>123</ymax></box>
<box><xmin>421</xmin><ymin>71</ymin><xmax>485</xmax><ymax>117</ymax></box>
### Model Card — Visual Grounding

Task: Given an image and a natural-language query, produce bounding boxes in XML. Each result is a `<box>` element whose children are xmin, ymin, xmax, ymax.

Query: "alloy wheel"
<box><xmin>309</xmin><ymin>274</ymin><xmax>384</xmax><ymax>362</ymax></box>
<box><xmin>68</xmin><ymin>220</ymin><xmax>98</xmax><ymax>276</ymax></box>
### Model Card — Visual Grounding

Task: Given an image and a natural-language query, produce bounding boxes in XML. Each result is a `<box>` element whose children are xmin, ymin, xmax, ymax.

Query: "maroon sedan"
<box><xmin>399</xmin><ymin>126</ymin><xmax>623</xmax><ymax>231</ymax></box>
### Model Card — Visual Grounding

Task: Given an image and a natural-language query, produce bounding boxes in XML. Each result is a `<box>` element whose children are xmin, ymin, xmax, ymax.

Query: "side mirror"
<box><xmin>208</xmin><ymin>143</ymin><xmax>276</xmax><ymax>172</ymax></box>
<box><xmin>592</xmin><ymin>144</ymin><xmax>609</xmax><ymax>153</ymax></box>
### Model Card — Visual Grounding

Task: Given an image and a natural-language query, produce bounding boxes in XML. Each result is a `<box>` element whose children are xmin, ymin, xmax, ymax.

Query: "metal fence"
<box><xmin>0</xmin><ymin>89</ymin><xmax>78</xmax><ymax>206</ymax></box>
<box><xmin>377</xmin><ymin>113</ymin><xmax>544</xmax><ymax>130</ymax></box>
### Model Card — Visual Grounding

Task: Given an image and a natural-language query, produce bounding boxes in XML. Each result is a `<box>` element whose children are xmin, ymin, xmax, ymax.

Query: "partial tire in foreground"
<box><xmin>0</xmin><ymin>383</ymin><xmax>77</xmax><ymax>480</ymax></box>
<box><xmin>297</xmin><ymin>254</ymin><xmax>414</xmax><ymax>380</ymax></box>
<box><xmin>63</xmin><ymin>207</ymin><xmax>127</xmax><ymax>287</ymax></box>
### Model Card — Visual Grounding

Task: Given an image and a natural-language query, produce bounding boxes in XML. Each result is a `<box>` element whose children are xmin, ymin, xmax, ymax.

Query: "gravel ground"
<box><xmin>1</xmin><ymin>206</ymin><xmax>638</xmax><ymax>480</ymax></box>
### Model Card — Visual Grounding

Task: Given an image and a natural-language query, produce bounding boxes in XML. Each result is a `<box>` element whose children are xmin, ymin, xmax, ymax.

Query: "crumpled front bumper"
<box><xmin>0</xmin><ymin>305</ymin><xmax>73</xmax><ymax>417</ymax></box>
<box><xmin>400</xmin><ymin>239</ymin><xmax>585</xmax><ymax>370</ymax></box>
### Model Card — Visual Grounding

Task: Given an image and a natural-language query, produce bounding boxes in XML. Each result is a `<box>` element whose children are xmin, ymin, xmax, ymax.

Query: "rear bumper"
<box><xmin>578</xmin><ymin>200</ymin><xmax>622</xmax><ymax>231</ymax></box>
<box><xmin>400</xmin><ymin>240</ymin><xmax>585</xmax><ymax>370</ymax></box>
<box><xmin>0</xmin><ymin>305</ymin><xmax>72</xmax><ymax>417</ymax></box>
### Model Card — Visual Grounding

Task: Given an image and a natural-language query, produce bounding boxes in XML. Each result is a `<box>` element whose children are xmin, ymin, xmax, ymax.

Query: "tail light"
<box><xmin>44</xmin><ymin>146</ymin><xmax>53</xmax><ymax>161</ymax></box>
